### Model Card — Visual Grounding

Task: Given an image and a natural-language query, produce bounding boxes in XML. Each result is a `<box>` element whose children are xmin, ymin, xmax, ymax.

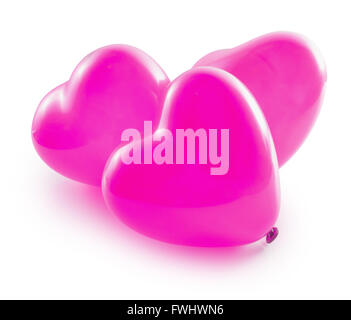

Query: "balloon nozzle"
<box><xmin>266</xmin><ymin>227</ymin><xmax>279</xmax><ymax>244</ymax></box>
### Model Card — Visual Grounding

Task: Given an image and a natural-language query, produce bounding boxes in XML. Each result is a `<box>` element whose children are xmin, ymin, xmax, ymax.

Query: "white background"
<box><xmin>0</xmin><ymin>0</ymin><xmax>350</xmax><ymax>299</ymax></box>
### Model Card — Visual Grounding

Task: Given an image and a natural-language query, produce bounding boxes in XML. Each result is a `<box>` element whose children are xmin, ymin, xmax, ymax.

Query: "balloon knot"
<box><xmin>266</xmin><ymin>227</ymin><xmax>279</xmax><ymax>244</ymax></box>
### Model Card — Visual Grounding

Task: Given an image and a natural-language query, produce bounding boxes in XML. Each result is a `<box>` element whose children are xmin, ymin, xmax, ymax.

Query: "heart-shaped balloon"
<box><xmin>102</xmin><ymin>67</ymin><xmax>280</xmax><ymax>246</ymax></box>
<box><xmin>194</xmin><ymin>32</ymin><xmax>327</xmax><ymax>166</ymax></box>
<box><xmin>32</xmin><ymin>45</ymin><xmax>169</xmax><ymax>185</ymax></box>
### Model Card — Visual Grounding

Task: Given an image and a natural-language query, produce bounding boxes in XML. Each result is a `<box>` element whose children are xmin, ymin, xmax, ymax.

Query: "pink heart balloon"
<box><xmin>102</xmin><ymin>67</ymin><xmax>280</xmax><ymax>247</ymax></box>
<box><xmin>32</xmin><ymin>45</ymin><xmax>169</xmax><ymax>185</ymax></box>
<box><xmin>194</xmin><ymin>32</ymin><xmax>327</xmax><ymax>166</ymax></box>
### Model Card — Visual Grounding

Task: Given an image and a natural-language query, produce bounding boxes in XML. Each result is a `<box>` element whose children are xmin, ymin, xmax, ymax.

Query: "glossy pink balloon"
<box><xmin>102</xmin><ymin>67</ymin><xmax>280</xmax><ymax>247</ymax></box>
<box><xmin>32</xmin><ymin>45</ymin><xmax>169</xmax><ymax>185</ymax></box>
<box><xmin>194</xmin><ymin>32</ymin><xmax>327</xmax><ymax>166</ymax></box>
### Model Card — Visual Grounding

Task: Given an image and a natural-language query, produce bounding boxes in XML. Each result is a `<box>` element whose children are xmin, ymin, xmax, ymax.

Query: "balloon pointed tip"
<box><xmin>266</xmin><ymin>227</ymin><xmax>279</xmax><ymax>244</ymax></box>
